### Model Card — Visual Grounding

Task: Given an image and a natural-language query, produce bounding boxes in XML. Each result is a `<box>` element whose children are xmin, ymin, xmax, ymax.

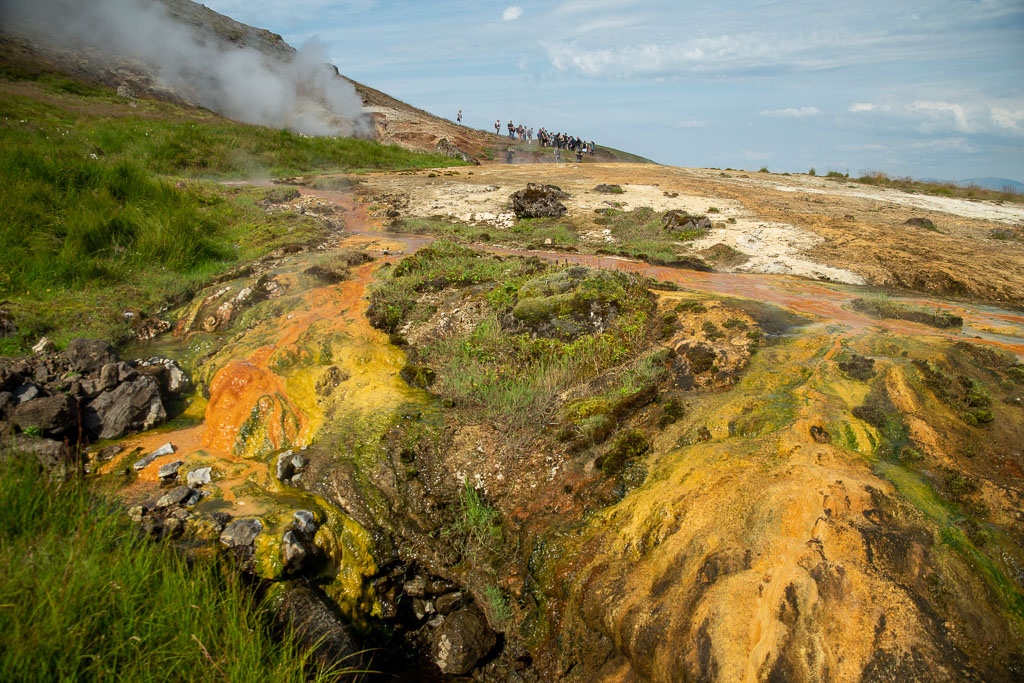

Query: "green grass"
<box><xmin>448</xmin><ymin>481</ymin><xmax>502</xmax><ymax>551</ymax></box>
<box><xmin>0</xmin><ymin>455</ymin><xmax>346</xmax><ymax>682</ymax></box>
<box><xmin>851</xmin><ymin>294</ymin><xmax>963</xmax><ymax>329</ymax></box>
<box><xmin>0</xmin><ymin>67</ymin><xmax>466</xmax><ymax>355</ymax></box>
<box><xmin>368</xmin><ymin>242</ymin><xmax>656</xmax><ymax>428</ymax></box>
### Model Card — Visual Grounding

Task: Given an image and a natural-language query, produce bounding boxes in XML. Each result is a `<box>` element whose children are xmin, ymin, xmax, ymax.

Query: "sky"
<box><xmin>201</xmin><ymin>0</ymin><xmax>1024</xmax><ymax>181</ymax></box>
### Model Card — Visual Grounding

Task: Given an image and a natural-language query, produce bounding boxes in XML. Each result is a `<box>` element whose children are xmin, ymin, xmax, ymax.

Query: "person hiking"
<box><xmin>554</xmin><ymin>147</ymin><xmax>561</xmax><ymax>162</ymax></box>
<box><xmin>506</xmin><ymin>145</ymin><xmax>514</xmax><ymax>164</ymax></box>
<box><xmin>457</xmin><ymin>109</ymin><xmax>462</xmax><ymax>124</ymax></box>
<box><xmin>495</xmin><ymin>120</ymin><xmax>500</xmax><ymax>135</ymax></box>
<box><xmin>507</xmin><ymin>120</ymin><xmax>514</xmax><ymax>138</ymax></box>
<box><xmin>576</xmin><ymin>147</ymin><xmax>583</xmax><ymax>163</ymax></box>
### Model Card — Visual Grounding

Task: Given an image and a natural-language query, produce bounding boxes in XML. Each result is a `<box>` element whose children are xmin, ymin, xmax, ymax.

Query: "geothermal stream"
<box><xmin>103</xmin><ymin>183</ymin><xmax>1024</xmax><ymax>678</ymax></box>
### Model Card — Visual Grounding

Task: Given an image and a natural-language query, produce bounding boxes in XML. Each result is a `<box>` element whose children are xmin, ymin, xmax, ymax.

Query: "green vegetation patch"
<box><xmin>0</xmin><ymin>456</ymin><xmax>340</xmax><ymax>681</ymax></box>
<box><xmin>852</xmin><ymin>295</ymin><xmax>963</xmax><ymax>329</ymax></box>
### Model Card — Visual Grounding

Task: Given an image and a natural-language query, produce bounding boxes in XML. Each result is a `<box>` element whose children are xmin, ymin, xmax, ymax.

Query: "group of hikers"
<box><xmin>494</xmin><ymin>119</ymin><xmax>595</xmax><ymax>163</ymax></box>
<box><xmin>454</xmin><ymin>110</ymin><xmax>597</xmax><ymax>163</ymax></box>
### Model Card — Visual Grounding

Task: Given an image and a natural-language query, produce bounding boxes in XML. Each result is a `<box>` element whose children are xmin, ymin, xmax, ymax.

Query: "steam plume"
<box><xmin>0</xmin><ymin>0</ymin><xmax>369</xmax><ymax>136</ymax></box>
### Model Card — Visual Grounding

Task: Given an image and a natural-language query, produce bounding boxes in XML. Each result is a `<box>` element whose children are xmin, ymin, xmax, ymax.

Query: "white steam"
<box><xmin>0</xmin><ymin>0</ymin><xmax>369</xmax><ymax>137</ymax></box>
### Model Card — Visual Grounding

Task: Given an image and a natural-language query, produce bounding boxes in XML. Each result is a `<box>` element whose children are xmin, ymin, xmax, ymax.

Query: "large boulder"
<box><xmin>662</xmin><ymin>210</ymin><xmax>711</xmax><ymax>233</ymax></box>
<box><xmin>430</xmin><ymin>606</ymin><xmax>497</xmax><ymax>675</ymax></box>
<box><xmin>7</xmin><ymin>435</ymin><xmax>75</xmax><ymax>475</ymax></box>
<box><xmin>12</xmin><ymin>394</ymin><xmax>79</xmax><ymax>438</ymax></box>
<box><xmin>510</xmin><ymin>183</ymin><xmax>568</xmax><ymax>218</ymax></box>
<box><xmin>434</xmin><ymin>138</ymin><xmax>480</xmax><ymax>165</ymax></box>
<box><xmin>65</xmin><ymin>338</ymin><xmax>119</xmax><ymax>374</ymax></box>
<box><xmin>83</xmin><ymin>376</ymin><xmax>165</xmax><ymax>439</ymax></box>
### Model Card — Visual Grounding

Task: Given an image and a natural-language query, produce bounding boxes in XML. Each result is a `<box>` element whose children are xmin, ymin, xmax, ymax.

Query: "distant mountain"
<box><xmin>918</xmin><ymin>176</ymin><xmax>1024</xmax><ymax>194</ymax></box>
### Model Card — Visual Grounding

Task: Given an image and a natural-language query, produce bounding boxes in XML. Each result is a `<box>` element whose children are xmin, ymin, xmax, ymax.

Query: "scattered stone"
<box><xmin>134</xmin><ymin>442</ymin><xmax>174</xmax><ymax>471</ymax></box>
<box><xmin>11</xmin><ymin>434</ymin><xmax>73</xmax><ymax>473</ymax></box>
<box><xmin>435</xmin><ymin>591</ymin><xmax>465</xmax><ymax>614</ymax></box>
<box><xmin>220</xmin><ymin>518</ymin><xmax>264</xmax><ymax>547</ymax></box>
<box><xmin>182</xmin><ymin>488</ymin><xmax>207</xmax><ymax>507</ymax></box>
<box><xmin>293</xmin><ymin>510</ymin><xmax>318</xmax><ymax>535</ymax></box>
<box><xmin>157</xmin><ymin>459</ymin><xmax>184</xmax><ymax>480</ymax></box>
<box><xmin>210</xmin><ymin>512</ymin><xmax>232</xmax><ymax>530</ymax></box>
<box><xmin>510</xmin><ymin>183</ymin><xmax>568</xmax><ymax>219</ymax></box>
<box><xmin>128</xmin><ymin>505</ymin><xmax>146</xmax><ymax>522</ymax></box>
<box><xmin>162</xmin><ymin>516</ymin><xmax>183</xmax><ymax>538</ymax></box>
<box><xmin>430</xmin><ymin>606</ymin><xmax>497</xmax><ymax>675</ymax></box>
<box><xmin>280</xmin><ymin>530</ymin><xmax>309</xmax><ymax>573</ymax></box>
<box><xmin>31</xmin><ymin>337</ymin><xmax>55</xmax><ymax>355</ymax></box>
<box><xmin>273</xmin><ymin>584</ymin><xmax>363</xmax><ymax>671</ymax></box>
<box><xmin>155</xmin><ymin>485</ymin><xmax>192</xmax><ymax>508</ymax></box>
<box><xmin>95</xmin><ymin>444</ymin><xmax>124</xmax><ymax>462</ymax></box>
<box><xmin>133</xmin><ymin>357</ymin><xmax>190</xmax><ymax>394</ymax></box>
<box><xmin>116</xmin><ymin>84</ymin><xmax>136</xmax><ymax>99</ymax></box>
<box><xmin>65</xmin><ymin>338</ymin><xmax>119</xmax><ymax>374</ymax></box>
<box><xmin>12</xmin><ymin>394</ymin><xmax>78</xmax><ymax>438</ymax></box>
<box><xmin>13</xmin><ymin>383</ymin><xmax>42</xmax><ymax>405</ymax></box>
<box><xmin>593</xmin><ymin>184</ymin><xmax>623</xmax><ymax>194</ymax></box>
<box><xmin>413</xmin><ymin>598</ymin><xmax>435</xmax><ymax>620</ymax></box>
<box><xmin>186</xmin><ymin>466</ymin><xmax>213</xmax><ymax>487</ymax></box>
<box><xmin>404</xmin><ymin>575</ymin><xmax>428</xmax><ymax>597</ymax></box>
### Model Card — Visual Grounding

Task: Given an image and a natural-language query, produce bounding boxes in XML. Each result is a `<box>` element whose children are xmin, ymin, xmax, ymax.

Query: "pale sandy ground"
<box><xmin>352</xmin><ymin>163</ymin><xmax>1024</xmax><ymax>301</ymax></box>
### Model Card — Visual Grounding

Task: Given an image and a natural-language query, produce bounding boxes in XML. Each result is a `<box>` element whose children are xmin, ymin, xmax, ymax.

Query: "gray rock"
<box><xmin>434</xmin><ymin>138</ymin><xmax>480</xmax><ymax>165</ymax></box>
<box><xmin>84</xmin><ymin>375</ymin><xmax>166</xmax><ymax>439</ymax></box>
<box><xmin>13</xmin><ymin>383</ymin><xmax>42</xmax><ymax>405</ymax></box>
<box><xmin>157</xmin><ymin>459</ymin><xmax>183</xmax><ymax>480</ymax></box>
<box><xmin>293</xmin><ymin>509</ymin><xmax>318</xmax><ymax>535</ymax></box>
<box><xmin>186</xmin><ymin>466</ymin><xmax>212</xmax><ymax>487</ymax></box>
<box><xmin>430</xmin><ymin>606</ymin><xmax>497</xmax><ymax>675</ymax></box>
<box><xmin>404</xmin><ymin>575</ymin><xmax>428</xmax><ymax>597</ymax></box>
<box><xmin>12</xmin><ymin>394</ymin><xmax>78</xmax><ymax>438</ymax></box>
<box><xmin>155</xmin><ymin>485</ymin><xmax>192</xmax><ymax>508</ymax></box>
<box><xmin>133</xmin><ymin>442</ymin><xmax>174</xmax><ymax>471</ymax></box>
<box><xmin>273</xmin><ymin>584</ymin><xmax>363</xmax><ymax>671</ymax></box>
<box><xmin>0</xmin><ymin>391</ymin><xmax>12</xmax><ymax>417</ymax></box>
<box><xmin>276</xmin><ymin>450</ymin><xmax>296</xmax><ymax>481</ymax></box>
<box><xmin>510</xmin><ymin>183</ymin><xmax>568</xmax><ymax>219</ymax></box>
<box><xmin>99</xmin><ymin>362</ymin><xmax>120</xmax><ymax>391</ymax></box>
<box><xmin>291</xmin><ymin>452</ymin><xmax>308</xmax><ymax>471</ymax></box>
<box><xmin>280</xmin><ymin>530</ymin><xmax>309</xmax><ymax>573</ymax></box>
<box><xmin>134</xmin><ymin>357</ymin><xmax>190</xmax><ymax>395</ymax></box>
<box><xmin>65</xmin><ymin>338</ymin><xmax>119</xmax><ymax>374</ymax></box>
<box><xmin>128</xmin><ymin>505</ymin><xmax>146</xmax><ymax>522</ymax></box>
<box><xmin>183</xmin><ymin>488</ymin><xmax>208</xmax><ymax>507</ymax></box>
<box><xmin>662</xmin><ymin>210</ymin><xmax>712</xmax><ymax>233</ymax></box>
<box><xmin>10</xmin><ymin>435</ymin><xmax>73</xmax><ymax>473</ymax></box>
<box><xmin>95</xmin><ymin>444</ymin><xmax>123</xmax><ymax>462</ymax></box>
<box><xmin>163</xmin><ymin>516</ymin><xmax>183</xmax><ymax>537</ymax></box>
<box><xmin>413</xmin><ymin>598</ymin><xmax>435</xmax><ymax>620</ymax></box>
<box><xmin>435</xmin><ymin>591</ymin><xmax>466</xmax><ymax>615</ymax></box>
<box><xmin>78</xmin><ymin>378</ymin><xmax>103</xmax><ymax>399</ymax></box>
<box><xmin>220</xmin><ymin>517</ymin><xmax>263</xmax><ymax>547</ymax></box>
<box><xmin>34</xmin><ymin>365</ymin><xmax>49</xmax><ymax>384</ymax></box>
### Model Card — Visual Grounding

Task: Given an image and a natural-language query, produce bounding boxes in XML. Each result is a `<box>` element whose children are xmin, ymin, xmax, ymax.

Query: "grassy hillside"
<box><xmin>0</xmin><ymin>54</ymin><xmax>464</xmax><ymax>355</ymax></box>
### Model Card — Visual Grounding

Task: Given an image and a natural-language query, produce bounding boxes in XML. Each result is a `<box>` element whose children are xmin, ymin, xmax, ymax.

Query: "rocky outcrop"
<box><xmin>0</xmin><ymin>339</ymin><xmax>190</xmax><ymax>463</ymax></box>
<box><xmin>435</xmin><ymin>138</ymin><xmax>480</xmax><ymax>165</ymax></box>
<box><xmin>662</xmin><ymin>210</ymin><xmax>711</xmax><ymax>233</ymax></box>
<box><xmin>510</xmin><ymin>183</ymin><xmax>568</xmax><ymax>218</ymax></box>
<box><xmin>430</xmin><ymin>606</ymin><xmax>497</xmax><ymax>675</ymax></box>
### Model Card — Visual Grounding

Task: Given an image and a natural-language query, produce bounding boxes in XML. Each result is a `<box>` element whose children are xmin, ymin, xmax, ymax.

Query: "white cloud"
<box><xmin>673</xmin><ymin>119</ymin><xmax>706</xmax><ymax>128</ymax></box>
<box><xmin>760</xmin><ymin>106</ymin><xmax>820</xmax><ymax>118</ymax></box>
<box><xmin>990</xmin><ymin>106</ymin><xmax>1024</xmax><ymax>132</ymax></box>
<box><xmin>848</xmin><ymin>102</ymin><xmax>876</xmax><ymax>112</ymax></box>
<box><xmin>502</xmin><ymin>6</ymin><xmax>524</xmax><ymax>21</ymax></box>
<box><xmin>909</xmin><ymin>100</ymin><xmax>970</xmax><ymax>131</ymax></box>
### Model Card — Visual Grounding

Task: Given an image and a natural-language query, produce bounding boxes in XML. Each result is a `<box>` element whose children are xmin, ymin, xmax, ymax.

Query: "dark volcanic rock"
<box><xmin>221</xmin><ymin>517</ymin><xmax>264</xmax><ymax>547</ymax></box>
<box><xmin>510</xmin><ymin>183</ymin><xmax>568</xmax><ymax>218</ymax></box>
<box><xmin>663</xmin><ymin>210</ymin><xmax>712</xmax><ymax>233</ymax></box>
<box><xmin>8</xmin><ymin>435</ymin><xmax>74</xmax><ymax>474</ymax></box>
<box><xmin>430</xmin><ymin>606</ymin><xmax>497</xmax><ymax>675</ymax></box>
<box><xmin>83</xmin><ymin>376</ymin><xmax>165</xmax><ymax>439</ymax></box>
<box><xmin>904</xmin><ymin>217</ymin><xmax>937</xmax><ymax>230</ymax></box>
<box><xmin>273</xmin><ymin>583</ymin><xmax>363</xmax><ymax>670</ymax></box>
<box><xmin>593</xmin><ymin>183</ymin><xmax>623</xmax><ymax>194</ymax></box>
<box><xmin>12</xmin><ymin>394</ymin><xmax>79</xmax><ymax>438</ymax></box>
<box><xmin>65</xmin><ymin>338</ymin><xmax>119</xmax><ymax>374</ymax></box>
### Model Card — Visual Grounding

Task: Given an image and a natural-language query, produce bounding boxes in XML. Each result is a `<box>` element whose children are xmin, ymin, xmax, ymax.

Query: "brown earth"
<box><xmin>345</xmin><ymin>163</ymin><xmax>1024</xmax><ymax>303</ymax></box>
